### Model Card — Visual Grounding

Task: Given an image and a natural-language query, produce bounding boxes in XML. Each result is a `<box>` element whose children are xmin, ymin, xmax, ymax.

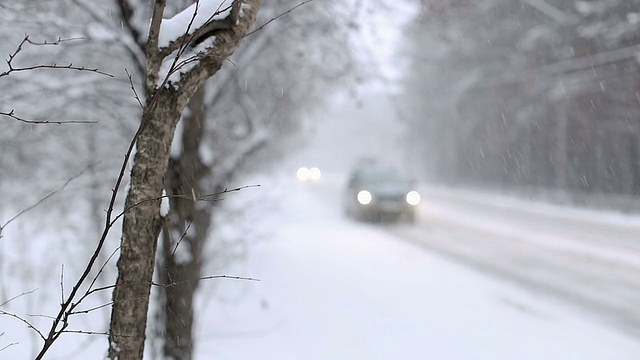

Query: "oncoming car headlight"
<box><xmin>297</xmin><ymin>166</ymin><xmax>321</xmax><ymax>182</ymax></box>
<box><xmin>405</xmin><ymin>190</ymin><xmax>421</xmax><ymax>206</ymax></box>
<box><xmin>297</xmin><ymin>167</ymin><xmax>310</xmax><ymax>181</ymax></box>
<box><xmin>357</xmin><ymin>190</ymin><xmax>372</xmax><ymax>205</ymax></box>
<box><xmin>308</xmin><ymin>167</ymin><xmax>321</xmax><ymax>182</ymax></box>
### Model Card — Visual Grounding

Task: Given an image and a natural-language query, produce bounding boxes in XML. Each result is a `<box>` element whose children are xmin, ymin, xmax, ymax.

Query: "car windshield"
<box><xmin>361</xmin><ymin>171</ymin><xmax>406</xmax><ymax>185</ymax></box>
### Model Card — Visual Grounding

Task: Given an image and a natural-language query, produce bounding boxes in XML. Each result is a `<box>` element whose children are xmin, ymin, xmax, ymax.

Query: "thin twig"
<box><xmin>86</xmin><ymin>247</ymin><xmax>120</xmax><ymax>295</ymax></box>
<box><xmin>61</xmin><ymin>330</ymin><xmax>109</xmax><ymax>336</ymax></box>
<box><xmin>0</xmin><ymin>310</ymin><xmax>45</xmax><ymax>341</ymax></box>
<box><xmin>0</xmin><ymin>342</ymin><xmax>18</xmax><ymax>352</ymax></box>
<box><xmin>125</xmin><ymin>68</ymin><xmax>143</xmax><ymax>108</ymax></box>
<box><xmin>0</xmin><ymin>35</ymin><xmax>110</xmax><ymax>125</ymax></box>
<box><xmin>158</xmin><ymin>274</ymin><xmax>260</xmax><ymax>288</ymax></box>
<box><xmin>0</xmin><ymin>289</ymin><xmax>38</xmax><ymax>308</ymax></box>
<box><xmin>0</xmin><ymin>110</ymin><xmax>97</xmax><ymax>124</ymax></box>
<box><xmin>85</xmin><ymin>274</ymin><xmax>259</xmax><ymax>296</ymax></box>
<box><xmin>60</xmin><ymin>265</ymin><xmax>65</xmax><ymax>305</ymax></box>
<box><xmin>244</xmin><ymin>0</ymin><xmax>314</xmax><ymax>38</ymax></box>
<box><xmin>26</xmin><ymin>37</ymin><xmax>85</xmax><ymax>46</ymax></box>
<box><xmin>171</xmin><ymin>220</ymin><xmax>192</xmax><ymax>257</ymax></box>
<box><xmin>70</xmin><ymin>301</ymin><xmax>113</xmax><ymax>315</ymax></box>
<box><xmin>109</xmin><ymin>184</ymin><xmax>260</xmax><ymax>229</ymax></box>
<box><xmin>1</xmin><ymin>35</ymin><xmax>113</xmax><ymax>78</ymax></box>
<box><xmin>26</xmin><ymin>314</ymin><xmax>57</xmax><ymax>321</ymax></box>
<box><xmin>0</xmin><ymin>63</ymin><xmax>113</xmax><ymax>78</ymax></box>
<box><xmin>0</xmin><ymin>166</ymin><xmax>91</xmax><ymax>236</ymax></box>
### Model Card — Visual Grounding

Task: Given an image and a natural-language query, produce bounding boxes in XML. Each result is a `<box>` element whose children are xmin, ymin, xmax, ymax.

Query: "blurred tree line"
<box><xmin>402</xmin><ymin>0</ymin><xmax>640</xmax><ymax>203</ymax></box>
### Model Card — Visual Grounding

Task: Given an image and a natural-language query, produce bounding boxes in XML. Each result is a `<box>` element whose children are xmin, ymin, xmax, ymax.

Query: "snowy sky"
<box><xmin>294</xmin><ymin>1</ymin><xmax>419</xmax><ymax>175</ymax></box>
<box><xmin>351</xmin><ymin>1</ymin><xmax>417</xmax><ymax>93</ymax></box>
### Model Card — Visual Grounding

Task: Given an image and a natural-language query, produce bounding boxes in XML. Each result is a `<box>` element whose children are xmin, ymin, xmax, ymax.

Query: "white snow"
<box><xmin>158</xmin><ymin>0</ymin><xmax>231</xmax><ymax>48</ymax></box>
<box><xmin>186</xmin><ymin>91</ymin><xmax>640</xmax><ymax>359</ymax></box>
<box><xmin>87</xmin><ymin>23</ymin><xmax>117</xmax><ymax>41</ymax></box>
<box><xmin>156</xmin><ymin>36</ymin><xmax>215</xmax><ymax>86</ymax></box>
<box><xmin>3</xmin><ymin>99</ymin><xmax>640</xmax><ymax>358</ymax></box>
<box><xmin>422</xmin><ymin>185</ymin><xmax>640</xmax><ymax>269</ymax></box>
<box><xmin>155</xmin><ymin>1</ymin><xmax>232</xmax><ymax>86</ymax></box>
<box><xmin>170</xmin><ymin>118</ymin><xmax>184</xmax><ymax>157</ymax></box>
<box><xmin>193</xmin><ymin>172</ymin><xmax>640</xmax><ymax>360</ymax></box>
<box><xmin>161</xmin><ymin>188</ymin><xmax>170</xmax><ymax>216</ymax></box>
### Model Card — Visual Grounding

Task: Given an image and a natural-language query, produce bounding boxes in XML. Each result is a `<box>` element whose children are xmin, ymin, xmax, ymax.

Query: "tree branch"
<box><xmin>115</xmin><ymin>0</ymin><xmax>146</xmax><ymax>50</ymax></box>
<box><xmin>145</xmin><ymin>0</ymin><xmax>167</xmax><ymax>92</ymax></box>
<box><xmin>0</xmin><ymin>289</ymin><xmax>38</xmax><ymax>308</ymax></box>
<box><xmin>245</xmin><ymin>0</ymin><xmax>314</xmax><ymax>38</ymax></box>
<box><xmin>157</xmin><ymin>2</ymin><xmax>234</xmax><ymax>60</ymax></box>
<box><xmin>0</xmin><ymin>310</ymin><xmax>45</xmax><ymax>341</ymax></box>
<box><xmin>1</xmin><ymin>35</ymin><xmax>113</xmax><ymax>78</ymax></box>
<box><xmin>175</xmin><ymin>0</ymin><xmax>260</xmax><ymax>109</ymax></box>
<box><xmin>72</xmin><ymin>0</ymin><xmax>146</xmax><ymax>77</ymax></box>
<box><xmin>0</xmin><ymin>109</ymin><xmax>97</xmax><ymax>124</ymax></box>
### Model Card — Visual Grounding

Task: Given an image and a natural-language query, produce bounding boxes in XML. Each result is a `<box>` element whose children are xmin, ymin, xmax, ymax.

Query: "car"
<box><xmin>343</xmin><ymin>165</ymin><xmax>421</xmax><ymax>223</ymax></box>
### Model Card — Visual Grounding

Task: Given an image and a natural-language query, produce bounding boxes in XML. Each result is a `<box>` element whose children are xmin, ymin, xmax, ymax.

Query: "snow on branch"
<box><xmin>152</xmin><ymin>0</ymin><xmax>259</xmax><ymax>94</ymax></box>
<box><xmin>158</xmin><ymin>0</ymin><xmax>233</xmax><ymax>51</ymax></box>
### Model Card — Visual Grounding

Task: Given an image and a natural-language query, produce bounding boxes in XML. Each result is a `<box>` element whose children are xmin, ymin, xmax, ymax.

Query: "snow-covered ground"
<box><xmin>0</xmin><ymin>168</ymin><xmax>640</xmax><ymax>360</ymax></box>
<box><xmin>194</xmin><ymin>171</ymin><xmax>640</xmax><ymax>360</ymax></box>
<box><xmin>3</xmin><ymin>91</ymin><xmax>640</xmax><ymax>359</ymax></box>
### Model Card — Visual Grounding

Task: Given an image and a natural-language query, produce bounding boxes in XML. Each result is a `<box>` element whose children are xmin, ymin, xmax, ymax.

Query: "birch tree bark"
<box><xmin>108</xmin><ymin>1</ymin><xmax>260</xmax><ymax>358</ymax></box>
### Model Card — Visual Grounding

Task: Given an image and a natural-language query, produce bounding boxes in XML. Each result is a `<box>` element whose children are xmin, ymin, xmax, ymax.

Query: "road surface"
<box><xmin>387</xmin><ymin>185</ymin><xmax>640</xmax><ymax>339</ymax></box>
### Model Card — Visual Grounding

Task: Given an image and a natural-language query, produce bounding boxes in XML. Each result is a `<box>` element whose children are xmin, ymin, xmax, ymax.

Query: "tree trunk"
<box><xmin>108</xmin><ymin>90</ymin><xmax>181</xmax><ymax>359</ymax></box>
<box><xmin>107</xmin><ymin>1</ymin><xmax>260</xmax><ymax>358</ymax></box>
<box><xmin>160</xmin><ymin>86</ymin><xmax>212</xmax><ymax>359</ymax></box>
<box><xmin>554</xmin><ymin>100</ymin><xmax>569</xmax><ymax>189</ymax></box>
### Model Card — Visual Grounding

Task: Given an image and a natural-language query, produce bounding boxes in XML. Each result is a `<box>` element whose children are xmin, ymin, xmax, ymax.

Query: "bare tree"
<box><xmin>106</xmin><ymin>1</ymin><xmax>357</xmax><ymax>358</ymax></box>
<box><xmin>2</xmin><ymin>1</ymin><xmax>356</xmax><ymax>357</ymax></box>
<box><xmin>155</xmin><ymin>2</ymin><xmax>357</xmax><ymax>357</ymax></box>
<box><xmin>107</xmin><ymin>1</ymin><xmax>260</xmax><ymax>358</ymax></box>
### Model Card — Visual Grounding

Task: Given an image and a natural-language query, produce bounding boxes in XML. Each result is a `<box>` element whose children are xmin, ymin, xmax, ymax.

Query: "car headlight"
<box><xmin>297</xmin><ymin>166</ymin><xmax>321</xmax><ymax>182</ymax></box>
<box><xmin>405</xmin><ymin>190</ymin><xmax>421</xmax><ymax>206</ymax></box>
<box><xmin>357</xmin><ymin>190</ymin><xmax>372</xmax><ymax>205</ymax></box>
<box><xmin>308</xmin><ymin>167</ymin><xmax>321</xmax><ymax>182</ymax></box>
<box><xmin>297</xmin><ymin>167</ymin><xmax>310</xmax><ymax>181</ymax></box>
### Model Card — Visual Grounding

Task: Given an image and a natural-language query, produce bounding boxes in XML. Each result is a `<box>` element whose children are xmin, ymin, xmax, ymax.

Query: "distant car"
<box><xmin>343</xmin><ymin>166</ymin><xmax>420</xmax><ymax>223</ymax></box>
<box><xmin>296</xmin><ymin>166</ymin><xmax>322</xmax><ymax>182</ymax></box>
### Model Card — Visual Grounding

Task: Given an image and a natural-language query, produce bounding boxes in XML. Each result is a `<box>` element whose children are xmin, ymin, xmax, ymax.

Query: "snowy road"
<box><xmin>4</xmin><ymin>170</ymin><xmax>638</xmax><ymax>359</ymax></box>
<box><xmin>198</xmin><ymin>173</ymin><xmax>640</xmax><ymax>359</ymax></box>
<box><xmin>390</xmin><ymin>186</ymin><xmax>640</xmax><ymax>339</ymax></box>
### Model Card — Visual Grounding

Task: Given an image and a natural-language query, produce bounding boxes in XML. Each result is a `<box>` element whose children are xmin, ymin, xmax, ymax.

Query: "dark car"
<box><xmin>343</xmin><ymin>165</ymin><xmax>421</xmax><ymax>223</ymax></box>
